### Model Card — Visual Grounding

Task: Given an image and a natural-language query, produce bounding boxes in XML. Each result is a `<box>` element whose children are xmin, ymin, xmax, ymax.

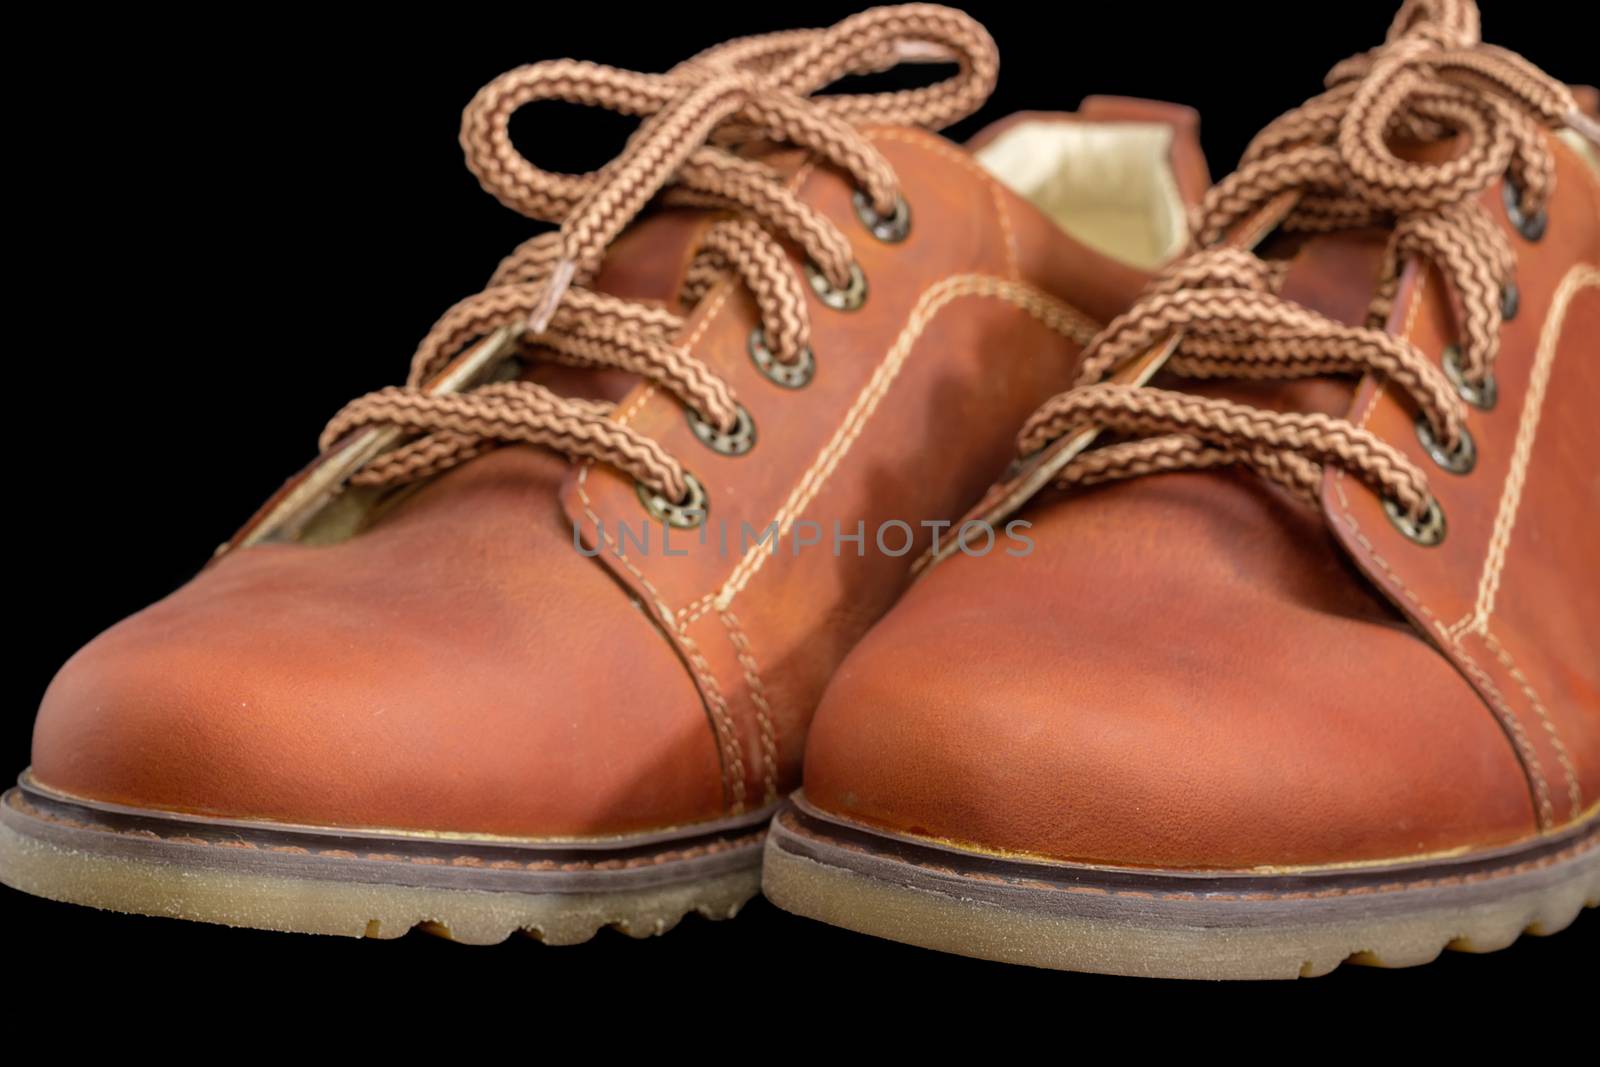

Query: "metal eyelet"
<box><xmin>853</xmin><ymin>190</ymin><xmax>911</xmax><ymax>243</ymax></box>
<box><xmin>748</xmin><ymin>328</ymin><xmax>816</xmax><ymax>389</ymax></box>
<box><xmin>1442</xmin><ymin>344</ymin><xmax>1498</xmax><ymax>411</ymax></box>
<box><xmin>806</xmin><ymin>260</ymin><xmax>867</xmax><ymax>311</ymax></box>
<box><xmin>637</xmin><ymin>472</ymin><xmax>708</xmax><ymax>529</ymax></box>
<box><xmin>1384</xmin><ymin>495</ymin><xmax>1447</xmax><ymax>546</ymax></box>
<box><xmin>1415</xmin><ymin>415</ymin><xmax>1476</xmax><ymax>475</ymax></box>
<box><xmin>687</xmin><ymin>403</ymin><xmax>756</xmax><ymax>457</ymax></box>
<box><xmin>1502</xmin><ymin>181</ymin><xmax>1547</xmax><ymax>242</ymax></box>
<box><xmin>1501</xmin><ymin>280</ymin><xmax>1520</xmax><ymax>321</ymax></box>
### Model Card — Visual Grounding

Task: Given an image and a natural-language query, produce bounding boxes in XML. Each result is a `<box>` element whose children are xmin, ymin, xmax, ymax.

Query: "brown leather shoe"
<box><xmin>765</xmin><ymin>0</ymin><xmax>1600</xmax><ymax>978</ymax></box>
<box><xmin>0</xmin><ymin>7</ymin><xmax>1199</xmax><ymax>942</ymax></box>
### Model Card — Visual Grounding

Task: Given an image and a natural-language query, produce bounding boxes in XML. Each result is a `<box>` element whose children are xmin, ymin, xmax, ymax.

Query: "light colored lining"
<box><xmin>1558</xmin><ymin>127</ymin><xmax>1600</xmax><ymax>173</ymax></box>
<box><xmin>973</xmin><ymin>120</ymin><xmax>1188</xmax><ymax>270</ymax></box>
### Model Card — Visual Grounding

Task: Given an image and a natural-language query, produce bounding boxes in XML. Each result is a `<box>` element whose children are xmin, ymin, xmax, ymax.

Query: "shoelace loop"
<box><xmin>1019</xmin><ymin>0</ymin><xmax>1593</xmax><ymax>526</ymax></box>
<box><xmin>322</xmin><ymin>4</ymin><xmax>998</xmax><ymax>505</ymax></box>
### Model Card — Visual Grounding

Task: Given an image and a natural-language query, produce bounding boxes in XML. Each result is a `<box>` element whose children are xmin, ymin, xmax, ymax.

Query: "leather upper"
<box><xmin>29</xmin><ymin>114</ymin><xmax>1179</xmax><ymax>837</ymax></box>
<box><xmin>802</xmin><ymin>127</ymin><xmax>1600</xmax><ymax>870</ymax></box>
<box><xmin>32</xmin><ymin>447</ymin><xmax>723</xmax><ymax>837</ymax></box>
<box><xmin>1322</xmin><ymin>134</ymin><xmax>1600</xmax><ymax>832</ymax></box>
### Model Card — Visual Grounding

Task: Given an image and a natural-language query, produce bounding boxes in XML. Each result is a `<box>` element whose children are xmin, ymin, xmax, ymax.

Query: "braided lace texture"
<box><xmin>1017</xmin><ymin>0</ymin><xmax>1596</xmax><ymax>522</ymax></box>
<box><xmin>320</xmin><ymin>5</ymin><xmax>998</xmax><ymax>503</ymax></box>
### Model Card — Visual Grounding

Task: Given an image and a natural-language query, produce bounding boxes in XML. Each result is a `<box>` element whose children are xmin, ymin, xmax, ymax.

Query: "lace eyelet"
<box><xmin>748</xmin><ymin>328</ymin><xmax>816</xmax><ymax>389</ymax></box>
<box><xmin>1442</xmin><ymin>344</ymin><xmax>1497</xmax><ymax>410</ymax></box>
<box><xmin>1502</xmin><ymin>181</ymin><xmax>1548</xmax><ymax>242</ymax></box>
<box><xmin>806</xmin><ymin>260</ymin><xmax>867</xmax><ymax>311</ymax></box>
<box><xmin>853</xmin><ymin>190</ymin><xmax>911</xmax><ymax>243</ymax></box>
<box><xmin>1415</xmin><ymin>415</ymin><xmax>1476</xmax><ymax>475</ymax></box>
<box><xmin>637</xmin><ymin>472</ymin><xmax>708</xmax><ymax>529</ymax></box>
<box><xmin>1384</xmin><ymin>495</ymin><xmax>1447</xmax><ymax>546</ymax></box>
<box><xmin>1501</xmin><ymin>280</ymin><xmax>1520</xmax><ymax>321</ymax></box>
<box><xmin>687</xmin><ymin>403</ymin><xmax>756</xmax><ymax>456</ymax></box>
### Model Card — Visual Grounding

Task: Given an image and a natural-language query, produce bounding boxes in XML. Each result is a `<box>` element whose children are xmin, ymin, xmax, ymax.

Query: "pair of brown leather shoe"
<box><xmin>3</xmin><ymin>1</ymin><xmax>1595</xmax><ymax>979</ymax></box>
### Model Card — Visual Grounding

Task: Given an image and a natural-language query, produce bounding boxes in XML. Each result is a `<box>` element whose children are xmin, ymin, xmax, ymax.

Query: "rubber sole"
<box><xmin>0</xmin><ymin>777</ymin><xmax>767</xmax><ymax>944</ymax></box>
<box><xmin>763</xmin><ymin>793</ymin><xmax>1600</xmax><ymax>979</ymax></box>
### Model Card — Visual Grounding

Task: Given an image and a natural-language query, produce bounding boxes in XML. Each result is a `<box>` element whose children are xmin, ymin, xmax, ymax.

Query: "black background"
<box><xmin>6</xmin><ymin>1</ymin><xmax>1594</xmax><ymax>1012</ymax></box>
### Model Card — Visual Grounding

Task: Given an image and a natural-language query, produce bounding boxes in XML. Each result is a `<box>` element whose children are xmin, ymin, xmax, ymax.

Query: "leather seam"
<box><xmin>1331</xmin><ymin>267</ymin><xmax>1555</xmax><ymax>829</ymax></box>
<box><xmin>573</xmin><ymin>134</ymin><xmax>1081</xmax><ymax>805</ymax></box>
<box><xmin>575</xmin><ymin>466</ymin><xmax>748</xmax><ymax>813</ymax></box>
<box><xmin>682</xmin><ymin>273</ymin><xmax>1100</xmax><ymax>624</ymax></box>
<box><xmin>1481</xmin><ymin>628</ymin><xmax>1584</xmax><ymax>818</ymax></box>
<box><xmin>991</xmin><ymin>176</ymin><xmax>1021</xmax><ymax>281</ymax></box>
<box><xmin>11</xmin><ymin>793</ymin><xmax>766</xmax><ymax>872</ymax></box>
<box><xmin>1452</xmin><ymin>264</ymin><xmax>1600</xmax><ymax>637</ymax></box>
<box><xmin>719</xmin><ymin>609</ymin><xmax>779</xmax><ymax>805</ymax></box>
<box><xmin>567</xmin><ymin>159</ymin><xmax>819</xmax><ymax>803</ymax></box>
<box><xmin>869</xmin><ymin>127</ymin><xmax>1021</xmax><ymax>279</ymax></box>
<box><xmin>1450</xmin><ymin>633</ymin><xmax>1556</xmax><ymax>827</ymax></box>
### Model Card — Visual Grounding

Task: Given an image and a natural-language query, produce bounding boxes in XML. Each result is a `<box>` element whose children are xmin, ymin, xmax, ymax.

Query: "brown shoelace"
<box><xmin>318</xmin><ymin>4</ymin><xmax>998</xmax><ymax>506</ymax></box>
<box><xmin>1016</xmin><ymin>0</ymin><xmax>1598</xmax><ymax>531</ymax></box>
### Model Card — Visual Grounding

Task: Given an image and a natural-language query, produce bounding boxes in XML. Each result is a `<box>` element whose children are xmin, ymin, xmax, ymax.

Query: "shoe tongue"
<box><xmin>525</xmin><ymin>207</ymin><xmax>713</xmax><ymax>405</ymax></box>
<box><xmin>363</xmin><ymin>208</ymin><xmax>717</xmax><ymax>535</ymax></box>
<box><xmin>1166</xmin><ymin>229</ymin><xmax>1391</xmax><ymax>420</ymax></box>
<box><xmin>587</xmin><ymin>208</ymin><xmax>711</xmax><ymax>307</ymax></box>
<box><xmin>529</xmin><ymin>137</ymin><xmax>825</xmax><ymax>405</ymax></box>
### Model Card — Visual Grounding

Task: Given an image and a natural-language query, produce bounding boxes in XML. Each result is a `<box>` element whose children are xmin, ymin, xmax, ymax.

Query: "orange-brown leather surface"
<box><xmin>32</xmin><ymin>448</ymin><xmax>725</xmax><ymax>837</ymax></box>
<box><xmin>29</xmin><ymin>113</ymin><xmax>1195</xmax><ymax>837</ymax></box>
<box><xmin>1324</xmin><ymin>132</ymin><xmax>1600</xmax><ymax>832</ymax></box>
<box><xmin>803</xmin><ymin>139</ymin><xmax>1599</xmax><ymax>868</ymax></box>
<box><xmin>559</xmin><ymin>128</ymin><xmax>1155</xmax><ymax>818</ymax></box>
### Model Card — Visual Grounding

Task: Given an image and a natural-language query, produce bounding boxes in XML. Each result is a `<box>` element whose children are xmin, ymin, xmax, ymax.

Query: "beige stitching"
<box><xmin>567</xmin><ymin>256</ymin><xmax>748</xmax><ymax>807</ymax></box>
<box><xmin>989</xmin><ymin>172</ymin><xmax>1020</xmax><ymax>281</ymax></box>
<box><xmin>663</xmin><ymin>193</ymin><xmax>1037</xmax><ymax>629</ymax></box>
<box><xmin>868</xmin><ymin>128</ymin><xmax>1021</xmax><ymax>279</ymax></box>
<box><xmin>1331</xmin><ymin>478</ymin><xmax>1449</xmax><ymax>640</ymax></box>
<box><xmin>719</xmin><ymin>610</ymin><xmax>779</xmax><ymax>804</ymax></box>
<box><xmin>13</xmin><ymin>792</ymin><xmax>767</xmax><ymax>872</ymax></box>
<box><xmin>678</xmin><ymin>285</ymin><xmax>735</xmax><ymax>359</ymax></box>
<box><xmin>1329</xmin><ymin>265</ymin><xmax>1438</xmax><ymax>629</ymax></box>
<box><xmin>685</xmin><ymin>274</ymin><xmax>1100</xmax><ymax>623</ymax></box>
<box><xmin>1481</xmin><ymin>628</ymin><xmax>1584</xmax><ymax>817</ymax></box>
<box><xmin>560</xmin><ymin>144</ymin><xmax>904</xmax><ymax>813</ymax></box>
<box><xmin>574</xmin><ymin>468</ymin><xmax>748</xmax><ymax>812</ymax></box>
<box><xmin>992</xmin><ymin>180</ymin><xmax>1019</xmax><ymax>281</ymax></box>
<box><xmin>1456</xmin><ymin>264</ymin><xmax>1600</xmax><ymax>636</ymax></box>
<box><xmin>868</xmin><ymin>127</ymin><xmax>996</xmax><ymax>179</ymax></box>
<box><xmin>1450</xmin><ymin>635</ymin><xmax>1556</xmax><ymax>827</ymax></box>
<box><xmin>616</xmin><ymin>388</ymin><xmax>656</xmax><ymax>425</ymax></box>
<box><xmin>1393</xmin><ymin>264</ymin><xmax>1431</xmax><ymax>377</ymax></box>
<box><xmin>678</xmin><ymin>588</ymin><xmax>719</xmax><ymax>624</ymax></box>
<box><xmin>1328</xmin><ymin>266</ymin><xmax>1445</xmax><ymax>641</ymax></box>
<box><xmin>675</xmin><ymin>635</ymin><xmax>747</xmax><ymax>813</ymax></box>
<box><xmin>783</xmin><ymin>808</ymin><xmax>1600</xmax><ymax>901</ymax></box>
<box><xmin>574</xmin><ymin>377</ymin><xmax>660</xmax><ymax>499</ymax></box>
<box><xmin>1330</xmin><ymin>266</ymin><xmax>1554</xmax><ymax>828</ymax></box>
<box><xmin>563</xmin><ymin>133</ymin><xmax>1025</xmax><ymax>815</ymax></box>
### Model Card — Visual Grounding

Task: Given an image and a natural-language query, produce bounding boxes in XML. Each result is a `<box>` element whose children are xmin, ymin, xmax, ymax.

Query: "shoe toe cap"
<box><xmin>803</xmin><ymin>480</ymin><xmax>1542</xmax><ymax>869</ymax></box>
<box><xmin>31</xmin><ymin>532</ymin><xmax>722</xmax><ymax>838</ymax></box>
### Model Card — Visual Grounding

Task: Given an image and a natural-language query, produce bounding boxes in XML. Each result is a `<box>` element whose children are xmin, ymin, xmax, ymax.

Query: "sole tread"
<box><xmin>763</xmin><ymin>804</ymin><xmax>1600</xmax><ymax>979</ymax></box>
<box><xmin>0</xmin><ymin>803</ymin><xmax>762</xmax><ymax>944</ymax></box>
